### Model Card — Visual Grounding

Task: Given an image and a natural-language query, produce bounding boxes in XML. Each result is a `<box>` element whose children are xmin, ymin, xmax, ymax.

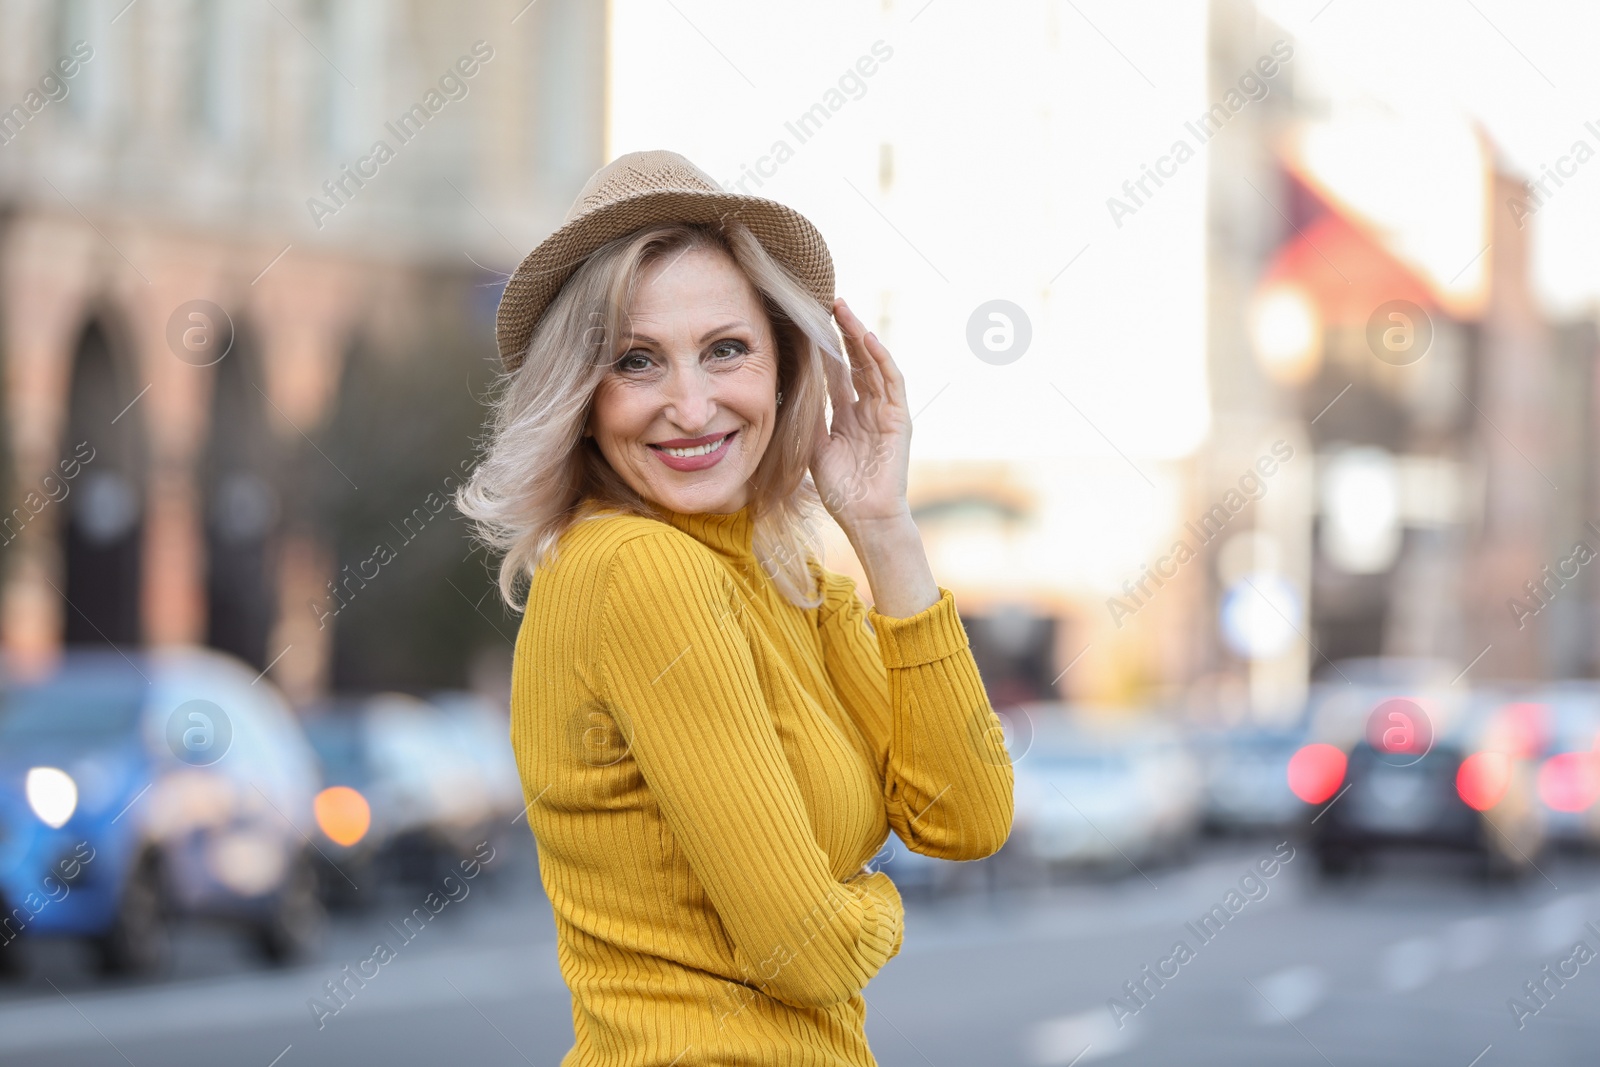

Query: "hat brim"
<box><xmin>494</xmin><ymin>189</ymin><xmax>835</xmax><ymax>372</ymax></box>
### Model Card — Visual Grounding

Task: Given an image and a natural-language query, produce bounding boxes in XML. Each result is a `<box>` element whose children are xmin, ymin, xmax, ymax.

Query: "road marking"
<box><xmin>1246</xmin><ymin>974</ymin><xmax>1337</xmax><ymax>1066</ymax></box>
<box><xmin>1379</xmin><ymin>936</ymin><xmax>1442</xmax><ymax>993</ymax></box>
<box><xmin>1246</xmin><ymin>965</ymin><xmax>1327</xmax><ymax>1025</ymax></box>
<box><xmin>1532</xmin><ymin>894</ymin><xmax>1589</xmax><ymax>954</ymax></box>
<box><xmin>1024</xmin><ymin>1007</ymin><xmax>1140</xmax><ymax>1065</ymax></box>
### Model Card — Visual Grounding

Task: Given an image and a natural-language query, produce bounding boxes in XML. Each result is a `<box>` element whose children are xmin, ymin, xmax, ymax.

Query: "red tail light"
<box><xmin>1288</xmin><ymin>743</ymin><xmax>1347</xmax><ymax>804</ymax></box>
<box><xmin>1538</xmin><ymin>752</ymin><xmax>1600</xmax><ymax>813</ymax></box>
<box><xmin>1456</xmin><ymin>751</ymin><xmax>1511</xmax><ymax>811</ymax></box>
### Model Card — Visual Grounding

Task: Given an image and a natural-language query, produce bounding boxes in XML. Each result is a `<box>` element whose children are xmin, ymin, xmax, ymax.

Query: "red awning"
<box><xmin>1258</xmin><ymin>209</ymin><xmax>1439</xmax><ymax>328</ymax></box>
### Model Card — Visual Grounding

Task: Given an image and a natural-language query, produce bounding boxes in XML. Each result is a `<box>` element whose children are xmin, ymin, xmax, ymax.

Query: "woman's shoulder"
<box><xmin>534</xmin><ymin>503</ymin><xmax>722</xmax><ymax>596</ymax></box>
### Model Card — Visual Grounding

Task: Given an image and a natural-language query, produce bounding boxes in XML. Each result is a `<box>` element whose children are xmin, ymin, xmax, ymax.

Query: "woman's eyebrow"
<box><xmin>698</xmin><ymin>320</ymin><xmax>751</xmax><ymax>343</ymax></box>
<box><xmin>625</xmin><ymin>321</ymin><xmax>752</xmax><ymax>347</ymax></box>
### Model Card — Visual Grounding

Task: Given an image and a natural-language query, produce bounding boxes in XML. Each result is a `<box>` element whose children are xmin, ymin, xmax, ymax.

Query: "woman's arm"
<box><xmin>808</xmin><ymin>298</ymin><xmax>1014</xmax><ymax>861</ymax></box>
<box><xmin>815</xmin><ymin>562</ymin><xmax>1015</xmax><ymax>862</ymax></box>
<box><xmin>840</xmin><ymin>510</ymin><xmax>937</xmax><ymax>619</ymax></box>
<box><xmin>595</xmin><ymin>531</ymin><xmax>903</xmax><ymax>1011</ymax></box>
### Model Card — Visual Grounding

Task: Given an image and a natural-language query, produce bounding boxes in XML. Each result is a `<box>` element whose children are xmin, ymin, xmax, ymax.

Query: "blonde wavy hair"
<box><xmin>456</xmin><ymin>219</ymin><xmax>849</xmax><ymax>614</ymax></box>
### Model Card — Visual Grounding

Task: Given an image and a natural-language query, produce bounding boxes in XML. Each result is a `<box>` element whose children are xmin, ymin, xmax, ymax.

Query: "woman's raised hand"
<box><xmin>809</xmin><ymin>297</ymin><xmax>913</xmax><ymax>534</ymax></box>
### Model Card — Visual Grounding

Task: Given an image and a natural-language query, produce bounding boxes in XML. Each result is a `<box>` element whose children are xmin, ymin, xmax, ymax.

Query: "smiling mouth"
<box><xmin>649</xmin><ymin>431</ymin><xmax>736</xmax><ymax>459</ymax></box>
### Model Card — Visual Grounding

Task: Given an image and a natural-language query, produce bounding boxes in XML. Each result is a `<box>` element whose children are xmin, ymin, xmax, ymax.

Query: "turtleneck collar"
<box><xmin>644</xmin><ymin>499</ymin><xmax>758</xmax><ymax>562</ymax></box>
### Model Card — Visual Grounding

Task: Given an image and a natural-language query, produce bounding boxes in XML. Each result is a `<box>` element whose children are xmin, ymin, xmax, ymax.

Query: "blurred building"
<box><xmin>1195</xmin><ymin>0</ymin><xmax>1579</xmax><ymax>718</ymax></box>
<box><xmin>0</xmin><ymin>0</ymin><xmax>606</xmax><ymax>701</ymax></box>
<box><xmin>8</xmin><ymin>0</ymin><xmax>1578</xmax><ymax>716</ymax></box>
<box><xmin>822</xmin><ymin>0</ymin><xmax>1587</xmax><ymax>721</ymax></box>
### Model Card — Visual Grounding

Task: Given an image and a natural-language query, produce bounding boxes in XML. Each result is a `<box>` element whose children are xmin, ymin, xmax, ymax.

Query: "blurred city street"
<box><xmin>6</xmin><ymin>0</ymin><xmax>1600</xmax><ymax>1061</ymax></box>
<box><xmin>5</xmin><ymin>836</ymin><xmax>1600</xmax><ymax>1065</ymax></box>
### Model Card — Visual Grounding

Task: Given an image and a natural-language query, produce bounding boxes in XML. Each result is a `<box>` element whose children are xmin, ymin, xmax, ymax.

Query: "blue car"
<box><xmin>0</xmin><ymin>646</ymin><xmax>324</xmax><ymax>975</ymax></box>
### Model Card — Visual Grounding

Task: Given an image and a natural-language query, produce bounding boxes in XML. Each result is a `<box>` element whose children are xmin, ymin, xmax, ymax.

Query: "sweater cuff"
<box><xmin>867</xmin><ymin>587</ymin><xmax>969</xmax><ymax>669</ymax></box>
<box><xmin>850</xmin><ymin>869</ymin><xmax>904</xmax><ymax>963</ymax></box>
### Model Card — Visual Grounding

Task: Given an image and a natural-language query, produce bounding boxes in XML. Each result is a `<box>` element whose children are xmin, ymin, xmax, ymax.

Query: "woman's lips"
<box><xmin>649</xmin><ymin>430</ymin><xmax>736</xmax><ymax>472</ymax></box>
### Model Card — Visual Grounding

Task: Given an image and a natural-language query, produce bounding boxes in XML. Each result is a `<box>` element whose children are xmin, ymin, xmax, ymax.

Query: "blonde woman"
<box><xmin>457</xmin><ymin>149</ymin><xmax>1014</xmax><ymax>1066</ymax></box>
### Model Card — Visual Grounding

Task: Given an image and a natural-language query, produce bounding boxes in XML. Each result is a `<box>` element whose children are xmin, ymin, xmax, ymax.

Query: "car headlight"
<box><xmin>26</xmin><ymin>766</ymin><xmax>78</xmax><ymax>828</ymax></box>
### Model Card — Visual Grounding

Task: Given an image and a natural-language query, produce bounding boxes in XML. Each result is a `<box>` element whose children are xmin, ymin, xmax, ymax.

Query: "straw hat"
<box><xmin>494</xmin><ymin>149</ymin><xmax>836</xmax><ymax>372</ymax></box>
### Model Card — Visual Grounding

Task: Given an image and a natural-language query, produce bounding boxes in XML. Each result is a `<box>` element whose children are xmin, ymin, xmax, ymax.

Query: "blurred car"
<box><xmin>426</xmin><ymin>691</ymin><xmax>519</xmax><ymax>811</ymax></box>
<box><xmin>1005</xmin><ymin>706</ymin><xmax>1203</xmax><ymax>877</ymax></box>
<box><xmin>303</xmin><ymin>692</ymin><xmax>499</xmax><ymax>907</ymax></box>
<box><xmin>0</xmin><ymin>646</ymin><xmax>324</xmax><ymax>975</ymax></box>
<box><xmin>1204</xmin><ymin>660</ymin><xmax>1465</xmax><ymax>838</ymax></box>
<box><xmin>1298</xmin><ymin>669</ymin><xmax>1546</xmax><ymax>880</ymax></box>
<box><xmin>1191</xmin><ymin>719</ymin><xmax>1309</xmax><ymax>835</ymax></box>
<box><xmin>1490</xmin><ymin>682</ymin><xmax>1600</xmax><ymax>851</ymax></box>
<box><xmin>426</xmin><ymin>689</ymin><xmax>524</xmax><ymax>865</ymax></box>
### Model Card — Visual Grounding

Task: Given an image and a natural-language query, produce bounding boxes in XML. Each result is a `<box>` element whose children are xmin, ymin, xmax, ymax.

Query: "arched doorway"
<box><xmin>60</xmin><ymin>319</ymin><xmax>146</xmax><ymax>646</ymax></box>
<box><xmin>314</xmin><ymin>323</ymin><xmax>504</xmax><ymax>693</ymax></box>
<box><xmin>202</xmin><ymin>327</ymin><xmax>280</xmax><ymax>670</ymax></box>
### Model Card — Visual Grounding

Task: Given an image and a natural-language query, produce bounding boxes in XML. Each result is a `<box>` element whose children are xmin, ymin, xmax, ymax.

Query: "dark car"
<box><xmin>0</xmin><ymin>647</ymin><xmax>324</xmax><ymax>975</ymax></box>
<box><xmin>303</xmin><ymin>692</ymin><xmax>499</xmax><ymax>907</ymax></box>
<box><xmin>1300</xmin><ymin>677</ymin><xmax>1545</xmax><ymax>881</ymax></box>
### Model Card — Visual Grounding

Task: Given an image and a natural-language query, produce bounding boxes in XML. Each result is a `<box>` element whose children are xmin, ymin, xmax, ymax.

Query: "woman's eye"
<box><xmin>615</xmin><ymin>351</ymin><xmax>652</xmax><ymax>372</ymax></box>
<box><xmin>710</xmin><ymin>340</ymin><xmax>747</xmax><ymax>360</ymax></box>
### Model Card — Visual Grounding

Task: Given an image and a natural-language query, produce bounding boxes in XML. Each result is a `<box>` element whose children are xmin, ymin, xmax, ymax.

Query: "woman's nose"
<box><xmin>662</xmin><ymin>364</ymin><xmax>715</xmax><ymax>428</ymax></box>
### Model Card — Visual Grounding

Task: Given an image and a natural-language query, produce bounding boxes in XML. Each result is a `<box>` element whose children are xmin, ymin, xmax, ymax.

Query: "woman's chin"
<box><xmin>644</xmin><ymin>476</ymin><xmax>749</xmax><ymax>516</ymax></box>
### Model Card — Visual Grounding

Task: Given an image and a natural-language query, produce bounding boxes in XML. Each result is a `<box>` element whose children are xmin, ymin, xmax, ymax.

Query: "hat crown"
<box><xmin>570</xmin><ymin>150</ymin><xmax>722</xmax><ymax>221</ymax></box>
<box><xmin>496</xmin><ymin>148</ymin><xmax>832</xmax><ymax>372</ymax></box>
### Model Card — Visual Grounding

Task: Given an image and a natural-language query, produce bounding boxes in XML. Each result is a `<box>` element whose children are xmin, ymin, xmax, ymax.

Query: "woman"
<box><xmin>457</xmin><ymin>149</ymin><xmax>1015</xmax><ymax>1066</ymax></box>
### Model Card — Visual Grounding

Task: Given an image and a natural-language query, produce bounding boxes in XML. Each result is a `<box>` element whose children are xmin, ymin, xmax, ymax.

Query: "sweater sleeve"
<box><xmin>815</xmin><ymin>568</ymin><xmax>1015</xmax><ymax>861</ymax></box>
<box><xmin>594</xmin><ymin>533</ymin><xmax>904</xmax><ymax>1011</ymax></box>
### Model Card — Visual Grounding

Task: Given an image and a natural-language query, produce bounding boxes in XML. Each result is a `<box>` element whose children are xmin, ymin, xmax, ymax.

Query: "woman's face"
<box><xmin>586</xmin><ymin>243</ymin><xmax>779</xmax><ymax>516</ymax></box>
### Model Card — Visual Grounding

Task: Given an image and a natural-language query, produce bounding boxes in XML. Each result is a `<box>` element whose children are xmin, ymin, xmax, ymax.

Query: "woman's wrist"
<box><xmin>843</xmin><ymin>509</ymin><xmax>939</xmax><ymax>618</ymax></box>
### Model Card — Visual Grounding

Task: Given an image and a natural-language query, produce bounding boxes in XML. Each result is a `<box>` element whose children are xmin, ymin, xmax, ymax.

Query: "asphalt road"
<box><xmin>3</xmin><ymin>835</ymin><xmax>1599</xmax><ymax>1066</ymax></box>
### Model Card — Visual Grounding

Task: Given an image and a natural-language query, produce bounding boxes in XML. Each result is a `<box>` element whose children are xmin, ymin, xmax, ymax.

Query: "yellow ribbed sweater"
<box><xmin>510</xmin><ymin>497</ymin><xmax>1015</xmax><ymax>1066</ymax></box>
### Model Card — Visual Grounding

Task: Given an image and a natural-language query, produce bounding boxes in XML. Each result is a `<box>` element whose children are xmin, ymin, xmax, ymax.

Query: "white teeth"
<box><xmin>659</xmin><ymin>434</ymin><xmax>730</xmax><ymax>458</ymax></box>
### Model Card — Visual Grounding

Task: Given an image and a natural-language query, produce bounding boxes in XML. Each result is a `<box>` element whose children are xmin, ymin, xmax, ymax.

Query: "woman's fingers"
<box><xmin>832</xmin><ymin>300</ymin><xmax>870</xmax><ymax>399</ymax></box>
<box><xmin>847</xmin><ymin>309</ymin><xmax>900</xmax><ymax>424</ymax></box>
<box><xmin>824</xmin><ymin>306</ymin><xmax>862</xmax><ymax>403</ymax></box>
<box><xmin>822</xmin><ymin>331</ymin><xmax>856</xmax><ymax>408</ymax></box>
<box><xmin>834</xmin><ymin>298</ymin><xmax>887</xmax><ymax>402</ymax></box>
<box><xmin>863</xmin><ymin>329</ymin><xmax>905</xmax><ymax>407</ymax></box>
<box><xmin>817</xmin><ymin>335</ymin><xmax>863</xmax><ymax>445</ymax></box>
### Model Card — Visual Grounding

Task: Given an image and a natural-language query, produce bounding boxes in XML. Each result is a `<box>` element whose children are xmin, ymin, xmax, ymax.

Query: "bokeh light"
<box><xmin>1538</xmin><ymin>752</ymin><xmax>1600</xmax><ymax>814</ymax></box>
<box><xmin>314</xmin><ymin>786</ymin><xmax>372</xmax><ymax>848</ymax></box>
<box><xmin>1456</xmin><ymin>752</ymin><xmax>1511</xmax><ymax>812</ymax></box>
<box><xmin>1288</xmin><ymin>743</ymin><xmax>1347</xmax><ymax>804</ymax></box>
